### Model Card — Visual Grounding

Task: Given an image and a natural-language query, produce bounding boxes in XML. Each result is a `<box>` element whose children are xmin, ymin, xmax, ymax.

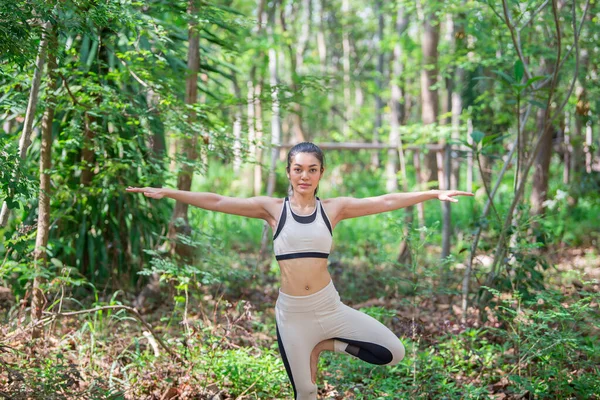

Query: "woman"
<box><xmin>127</xmin><ymin>142</ymin><xmax>472</xmax><ymax>399</ymax></box>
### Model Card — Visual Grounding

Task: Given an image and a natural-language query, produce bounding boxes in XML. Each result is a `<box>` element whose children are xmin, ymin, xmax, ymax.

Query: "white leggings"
<box><xmin>275</xmin><ymin>280</ymin><xmax>405</xmax><ymax>400</ymax></box>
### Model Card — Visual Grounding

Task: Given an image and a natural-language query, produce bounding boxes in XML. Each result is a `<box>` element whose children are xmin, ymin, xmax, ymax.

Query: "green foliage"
<box><xmin>0</xmin><ymin>135</ymin><xmax>36</xmax><ymax>210</ymax></box>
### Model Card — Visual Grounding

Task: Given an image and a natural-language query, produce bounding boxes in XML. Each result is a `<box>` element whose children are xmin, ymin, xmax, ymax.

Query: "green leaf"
<box><xmin>471</xmin><ymin>130</ymin><xmax>485</xmax><ymax>144</ymax></box>
<box><xmin>525</xmin><ymin>75</ymin><xmax>545</xmax><ymax>88</ymax></box>
<box><xmin>514</xmin><ymin>60</ymin><xmax>524</xmax><ymax>82</ymax></box>
<box><xmin>493</xmin><ymin>70</ymin><xmax>514</xmax><ymax>84</ymax></box>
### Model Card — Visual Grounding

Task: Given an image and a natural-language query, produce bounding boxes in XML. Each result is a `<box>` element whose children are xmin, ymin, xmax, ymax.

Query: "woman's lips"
<box><xmin>299</xmin><ymin>184</ymin><xmax>310</xmax><ymax>188</ymax></box>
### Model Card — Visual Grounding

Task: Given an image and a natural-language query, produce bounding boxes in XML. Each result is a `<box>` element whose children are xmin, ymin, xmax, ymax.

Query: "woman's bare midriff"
<box><xmin>278</xmin><ymin>258</ymin><xmax>331</xmax><ymax>296</ymax></box>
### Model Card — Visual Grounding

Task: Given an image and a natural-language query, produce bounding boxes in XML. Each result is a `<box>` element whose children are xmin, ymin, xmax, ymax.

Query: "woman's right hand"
<box><xmin>126</xmin><ymin>186</ymin><xmax>168</xmax><ymax>199</ymax></box>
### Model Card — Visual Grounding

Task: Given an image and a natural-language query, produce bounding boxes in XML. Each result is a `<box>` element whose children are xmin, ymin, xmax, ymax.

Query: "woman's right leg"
<box><xmin>275</xmin><ymin>307</ymin><xmax>323</xmax><ymax>400</ymax></box>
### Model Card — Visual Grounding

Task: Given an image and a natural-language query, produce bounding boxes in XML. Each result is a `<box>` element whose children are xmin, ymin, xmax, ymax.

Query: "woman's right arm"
<box><xmin>126</xmin><ymin>187</ymin><xmax>279</xmax><ymax>224</ymax></box>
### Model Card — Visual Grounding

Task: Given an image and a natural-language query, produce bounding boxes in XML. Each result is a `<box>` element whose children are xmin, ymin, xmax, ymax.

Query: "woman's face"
<box><xmin>287</xmin><ymin>152</ymin><xmax>323</xmax><ymax>196</ymax></box>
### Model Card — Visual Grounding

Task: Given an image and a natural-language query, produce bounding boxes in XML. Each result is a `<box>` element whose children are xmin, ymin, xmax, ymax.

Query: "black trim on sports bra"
<box><xmin>317</xmin><ymin>197</ymin><xmax>333</xmax><ymax>235</ymax></box>
<box><xmin>273</xmin><ymin>199</ymin><xmax>287</xmax><ymax>241</ymax></box>
<box><xmin>276</xmin><ymin>252</ymin><xmax>329</xmax><ymax>261</ymax></box>
<box><xmin>289</xmin><ymin>198</ymin><xmax>318</xmax><ymax>224</ymax></box>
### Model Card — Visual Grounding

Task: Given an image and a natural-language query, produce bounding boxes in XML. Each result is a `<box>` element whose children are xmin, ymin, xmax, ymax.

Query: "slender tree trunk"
<box><xmin>280</xmin><ymin>2</ymin><xmax>306</xmax><ymax>143</ymax></box>
<box><xmin>266</xmin><ymin>47</ymin><xmax>281</xmax><ymax>199</ymax></box>
<box><xmin>341</xmin><ymin>0</ymin><xmax>351</xmax><ymax>136</ymax></box>
<box><xmin>563</xmin><ymin>112</ymin><xmax>571</xmax><ymax>184</ymax></box>
<box><xmin>3</xmin><ymin>120</ymin><xmax>13</xmax><ymax>134</ymax></box>
<box><xmin>168</xmin><ymin>0</ymin><xmax>200</xmax><ymax>259</ymax></box>
<box><xmin>261</xmin><ymin>3</ymin><xmax>281</xmax><ymax>261</ymax></box>
<box><xmin>232</xmin><ymin>76</ymin><xmax>243</xmax><ymax>173</ymax></box>
<box><xmin>136</xmin><ymin>0</ymin><xmax>201</xmax><ymax>312</ymax></box>
<box><xmin>246</xmin><ymin>76</ymin><xmax>257</xmax><ymax>187</ymax></box>
<box><xmin>254</xmin><ymin>78</ymin><xmax>265</xmax><ymax>195</ymax></box>
<box><xmin>420</xmin><ymin>16</ymin><xmax>440</xmax><ymax>187</ymax></box>
<box><xmin>389</xmin><ymin>6</ymin><xmax>413</xmax><ymax>265</ymax></box>
<box><xmin>317</xmin><ymin>0</ymin><xmax>327</xmax><ymax>75</ymax></box>
<box><xmin>530</xmin><ymin>108</ymin><xmax>554</xmax><ymax>216</ymax></box>
<box><xmin>386</xmin><ymin>6</ymin><xmax>408</xmax><ymax>193</ymax></box>
<box><xmin>0</xmin><ymin>21</ymin><xmax>51</xmax><ymax>227</ymax></box>
<box><xmin>450</xmin><ymin>8</ymin><xmax>465</xmax><ymax>190</ymax></box>
<box><xmin>32</xmin><ymin>27</ymin><xmax>58</xmax><ymax>340</ymax></box>
<box><xmin>146</xmin><ymin>90</ymin><xmax>166</xmax><ymax>158</ymax></box>
<box><xmin>372</xmin><ymin>0</ymin><xmax>385</xmax><ymax>168</ymax></box>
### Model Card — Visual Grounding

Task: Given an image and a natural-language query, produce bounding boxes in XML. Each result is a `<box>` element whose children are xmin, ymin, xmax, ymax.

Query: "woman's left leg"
<box><xmin>319</xmin><ymin>302</ymin><xmax>405</xmax><ymax>366</ymax></box>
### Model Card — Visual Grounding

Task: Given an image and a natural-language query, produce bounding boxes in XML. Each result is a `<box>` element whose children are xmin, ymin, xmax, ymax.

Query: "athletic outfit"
<box><xmin>273</xmin><ymin>197</ymin><xmax>405</xmax><ymax>400</ymax></box>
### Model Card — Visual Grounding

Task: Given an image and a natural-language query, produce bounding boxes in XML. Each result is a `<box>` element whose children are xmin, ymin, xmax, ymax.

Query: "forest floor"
<box><xmin>1</xmin><ymin>246</ymin><xmax>599</xmax><ymax>399</ymax></box>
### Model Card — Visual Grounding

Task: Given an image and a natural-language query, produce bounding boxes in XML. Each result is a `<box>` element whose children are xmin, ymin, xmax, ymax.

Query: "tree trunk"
<box><xmin>530</xmin><ymin>108</ymin><xmax>553</xmax><ymax>216</ymax></box>
<box><xmin>317</xmin><ymin>0</ymin><xmax>327</xmax><ymax>75</ymax></box>
<box><xmin>341</xmin><ymin>0</ymin><xmax>351</xmax><ymax>136</ymax></box>
<box><xmin>388</xmin><ymin>6</ymin><xmax>413</xmax><ymax>265</ymax></box>
<box><xmin>280</xmin><ymin>1</ymin><xmax>307</xmax><ymax>143</ymax></box>
<box><xmin>254</xmin><ymin>78</ymin><xmax>265</xmax><ymax>195</ymax></box>
<box><xmin>371</xmin><ymin>0</ymin><xmax>385</xmax><ymax>168</ymax></box>
<box><xmin>0</xmin><ymin>21</ymin><xmax>51</xmax><ymax>227</ymax></box>
<box><xmin>420</xmin><ymin>16</ymin><xmax>440</xmax><ymax>187</ymax></box>
<box><xmin>261</xmin><ymin>3</ymin><xmax>282</xmax><ymax>262</ymax></box>
<box><xmin>32</xmin><ymin>26</ymin><xmax>58</xmax><ymax>340</ymax></box>
<box><xmin>232</xmin><ymin>75</ymin><xmax>243</xmax><ymax>173</ymax></box>
<box><xmin>168</xmin><ymin>0</ymin><xmax>200</xmax><ymax>259</ymax></box>
<box><xmin>386</xmin><ymin>5</ymin><xmax>408</xmax><ymax>193</ymax></box>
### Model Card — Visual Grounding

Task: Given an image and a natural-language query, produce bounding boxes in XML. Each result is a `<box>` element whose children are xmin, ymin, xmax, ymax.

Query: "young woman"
<box><xmin>127</xmin><ymin>142</ymin><xmax>472</xmax><ymax>399</ymax></box>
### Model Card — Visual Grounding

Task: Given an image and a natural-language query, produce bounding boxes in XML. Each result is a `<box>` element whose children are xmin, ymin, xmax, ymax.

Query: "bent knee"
<box><xmin>388</xmin><ymin>340</ymin><xmax>405</xmax><ymax>365</ymax></box>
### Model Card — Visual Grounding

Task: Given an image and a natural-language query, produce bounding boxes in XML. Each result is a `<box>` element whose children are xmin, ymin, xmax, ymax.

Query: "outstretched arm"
<box><xmin>325</xmin><ymin>190</ymin><xmax>473</xmax><ymax>225</ymax></box>
<box><xmin>126</xmin><ymin>187</ymin><xmax>280</xmax><ymax>225</ymax></box>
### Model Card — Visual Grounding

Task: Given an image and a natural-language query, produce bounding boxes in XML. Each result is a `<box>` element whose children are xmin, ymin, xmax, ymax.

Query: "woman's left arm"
<box><xmin>325</xmin><ymin>190</ymin><xmax>473</xmax><ymax>225</ymax></box>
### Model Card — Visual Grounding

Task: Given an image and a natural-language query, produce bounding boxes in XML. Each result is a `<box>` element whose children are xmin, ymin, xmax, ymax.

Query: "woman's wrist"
<box><xmin>429</xmin><ymin>189</ymin><xmax>440</xmax><ymax>199</ymax></box>
<box><xmin>161</xmin><ymin>188</ymin><xmax>175</xmax><ymax>198</ymax></box>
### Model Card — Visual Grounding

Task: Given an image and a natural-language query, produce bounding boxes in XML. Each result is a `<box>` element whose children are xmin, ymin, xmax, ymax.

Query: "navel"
<box><xmin>305</xmin><ymin>285</ymin><xmax>310</xmax><ymax>291</ymax></box>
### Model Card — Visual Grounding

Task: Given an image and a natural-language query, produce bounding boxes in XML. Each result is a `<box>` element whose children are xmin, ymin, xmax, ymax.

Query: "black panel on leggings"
<box><xmin>333</xmin><ymin>337</ymin><xmax>394</xmax><ymax>365</ymax></box>
<box><xmin>276</xmin><ymin>324</ymin><xmax>298</xmax><ymax>399</ymax></box>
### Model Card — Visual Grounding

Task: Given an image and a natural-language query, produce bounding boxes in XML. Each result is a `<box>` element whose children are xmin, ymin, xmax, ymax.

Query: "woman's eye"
<box><xmin>310</xmin><ymin>169</ymin><xmax>317</xmax><ymax>173</ymax></box>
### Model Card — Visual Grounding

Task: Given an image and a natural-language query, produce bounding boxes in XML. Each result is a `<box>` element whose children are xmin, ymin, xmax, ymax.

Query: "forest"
<box><xmin>1</xmin><ymin>0</ymin><xmax>599</xmax><ymax>398</ymax></box>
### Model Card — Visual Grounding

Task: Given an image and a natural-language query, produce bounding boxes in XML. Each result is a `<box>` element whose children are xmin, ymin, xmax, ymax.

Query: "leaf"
<box><xmin>514</xmin><ymin>60</ymin><xmax>524</xmax><ymax>82</ymax></box>
<box><xmin>492</xmin><ymin>70</ymin><xmax>514</xmax><ymax>84</ymax></box>
<box><xmin>525</xmin><ymin>75</ymin><xmax>545</xmax><ymax>88</ymax></box>
<box><xmin>471</xmin><ymin>130</ymin><xmax>485</xmax><ymax>144</ymax></box>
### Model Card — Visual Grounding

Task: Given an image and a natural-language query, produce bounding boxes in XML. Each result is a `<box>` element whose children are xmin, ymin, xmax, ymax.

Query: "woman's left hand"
<box><xmin>435</xmin><ymin>190</ymin><xmax>474</xmax><ymax>203</ymax></box>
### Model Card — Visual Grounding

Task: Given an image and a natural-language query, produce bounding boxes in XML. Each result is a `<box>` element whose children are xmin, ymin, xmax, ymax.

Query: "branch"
<box><xmin>58</xmin><ymin>72</ymin><xmax>81</xmax><ymax>107</ymax></box>
<box><xmin>518</xmin><ymin>0</ymin><xmax>549</xmax><ymax>32</ymax></box>
<box><xmin>501</xmin><ymin>0</ymin><xmax>532</xmax><ymax>80</ymax></box>
<box><xmin>552</xmin><ymin>0</ymin><xmax>589</xmax><ymax>122</ymax></box>
<box><xmin>537</xmin><ymin>0</ymin><xmax>589</xmax><ymax>89</ymax></box>
<box><xmin>462</xmin><ymin>104</ymin><xmax>531</xmax><ymax>321</ymax></box>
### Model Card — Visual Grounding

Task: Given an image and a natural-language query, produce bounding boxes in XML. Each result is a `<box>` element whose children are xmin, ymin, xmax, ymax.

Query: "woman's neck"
<box><xmin>290</xmin><ymin>193</ymin><xmax>316</xmax><ymax>208</ymax></box>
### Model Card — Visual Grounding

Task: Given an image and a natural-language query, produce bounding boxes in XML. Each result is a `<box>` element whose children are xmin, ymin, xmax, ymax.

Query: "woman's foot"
<box><xmin>310</xmin><ymin>339</ymin><xmax>334</xmax><ymax>384</ymax></box>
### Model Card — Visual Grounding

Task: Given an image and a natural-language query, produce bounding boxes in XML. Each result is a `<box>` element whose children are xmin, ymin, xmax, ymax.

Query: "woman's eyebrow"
<box><xmin>293</xmin><ymin>164</ymin><xmax>319</xmax><ymax>167</ymax></box>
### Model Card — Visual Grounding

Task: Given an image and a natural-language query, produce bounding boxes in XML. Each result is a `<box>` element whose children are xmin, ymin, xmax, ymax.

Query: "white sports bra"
<box><xmin>273</xmin><ymin>197</ymin><xmax>333</xmax><ymax>261</ymax></box>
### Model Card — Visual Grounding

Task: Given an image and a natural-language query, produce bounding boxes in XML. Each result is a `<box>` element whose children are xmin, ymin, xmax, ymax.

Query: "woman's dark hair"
<box><xmin>286</xmin><ymin>142</ymin><xmax>325</xmax><ymax>196</ymax></box>
<box><xmin>286</xmin><ymin>142</ymin><xmax>325</xmax><ymax>172</ymax></box>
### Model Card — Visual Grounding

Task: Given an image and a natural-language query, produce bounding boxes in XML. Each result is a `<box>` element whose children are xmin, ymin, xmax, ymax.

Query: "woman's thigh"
<box><xmin>275</xmin><ymin>308</ymin><xmax>325</xmax><ymax>399</ymax></box>
<box><xmin>320</xmin><ymin>303</ymin><xmax>405</xmax><ymax>365</ymax></box>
